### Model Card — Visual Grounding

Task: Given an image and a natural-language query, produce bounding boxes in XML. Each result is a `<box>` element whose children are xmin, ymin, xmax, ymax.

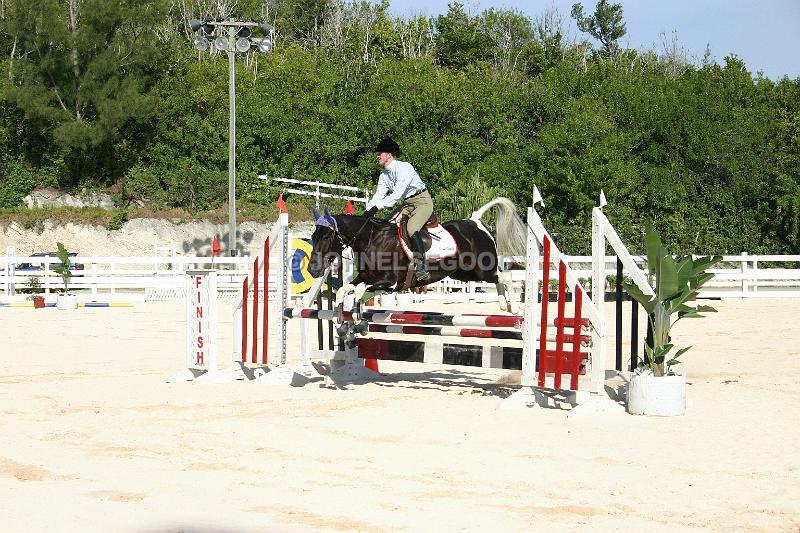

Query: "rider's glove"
<box><xmin>365</xmin><ymin>206</ymin><xmax>378</xmax><ymax>218</ymax></box>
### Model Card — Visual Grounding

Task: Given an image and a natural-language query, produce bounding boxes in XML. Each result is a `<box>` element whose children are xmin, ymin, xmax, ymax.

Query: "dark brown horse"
<box><xmin>307</xmin><ymin>197</ymin><xmax>527</xmax><ymax>313</ymax></box>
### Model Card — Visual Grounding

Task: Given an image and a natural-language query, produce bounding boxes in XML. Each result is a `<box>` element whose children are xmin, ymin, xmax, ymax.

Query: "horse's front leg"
<box><xmin>334</xmin><ymin>280</ymin><xmax>374</xmax><ymax>313</ymax></box>
<box><xmin>334</xmin><ymin>282</ymin><xmax>358</xmax><ymax>310</ymax></box>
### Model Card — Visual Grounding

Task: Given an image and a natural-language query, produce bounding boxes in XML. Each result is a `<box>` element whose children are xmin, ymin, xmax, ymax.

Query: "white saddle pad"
<box><xmin>399</xmin><ymin>224</ymin><xmax>458</xmax><ymax>261</ymax></box>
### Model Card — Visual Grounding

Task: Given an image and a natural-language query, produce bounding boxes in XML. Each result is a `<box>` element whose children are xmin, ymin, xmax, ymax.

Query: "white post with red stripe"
<box><xmin>231</xmin><ymin>210</ymin><xmax>308</xmax><ymax>385</ymax></box>
<box><xmin>501</xmin><ymin>203</ymin><xmax>624</xmax><ymax>412</ymax></box>
<box><xmin>168</xmin><ymin>269</ymin><xmax>225</xmax><ymax>383</ymax></box>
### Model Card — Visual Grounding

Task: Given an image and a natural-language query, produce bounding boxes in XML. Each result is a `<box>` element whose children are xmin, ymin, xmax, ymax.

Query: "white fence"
<box><xmin>0</xmin><ymin>253</ymin><xmax>257</xmax><ymax>301</ymax></box>
<box><xmin>420</xmin><ymin>253</ymin><xmax>800</xmax><ymax>299</ymax></box>
<box><xmin>259</xmin><ymin>175</ymin><xmax>370</xmax><ymax>207</ymax></box>
<box><xmin>2</xmin><ymin>248</ymin><xmax>799</xmax><ymax>302</ymax></box>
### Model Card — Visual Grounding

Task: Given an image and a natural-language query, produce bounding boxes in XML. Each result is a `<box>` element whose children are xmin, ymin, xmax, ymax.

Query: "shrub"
<box><xmin>0</xmin><ymin>163</ymin><xmax>36</xmax><ymax>208</ymax></box>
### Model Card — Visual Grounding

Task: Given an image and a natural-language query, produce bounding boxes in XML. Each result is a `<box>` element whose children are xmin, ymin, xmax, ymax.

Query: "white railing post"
<box><xmin>4</xmin><ymin>246</ymin><xmax>14</xmax><ymax>296</ymax></box>
<box><xmin>591</xmin><ymin>208</ymin><xmax>607</xmax><ymax>395</ymax></box>
<box><xmin>752</xmin><ymin>257</ymin><xmax>758</xmax><ymax>294</ymax></box>
<box><xmin>521</xmin><ymin>207</ymin><xmax>540</xmax><ymax>386</ymax></box>
<box><xmin>44</xmin><ymin>260</ymin><xmax>51</xmax><ymax>294</ymax></box>
<box><xmin>741</xmin><ymin>252</ymin><xmax>748</xmax><ymax>294</ymax></box>
<box><xmin>91</xmin><ymin>256</ymin><xmax>98</xmax><ymax>296</ymax></box>
<box><xmin>110</xmin><ymin>260</ymin><xmax>116</xmax><ymax>295</ymax></box>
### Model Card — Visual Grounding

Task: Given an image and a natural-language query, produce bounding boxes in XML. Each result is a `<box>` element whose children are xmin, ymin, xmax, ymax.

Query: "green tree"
<box><xmin>3</xmin><ymin>0</ymin><xmax>166</xmax><ymax>186</ymax></box>
<box><xmin>434</xmin><ymin>2</ymin><xmax>492</xmax><ymax>69</ymax></box>
<box><xmin>268</xmin><ymin>0</ymin><xmax>331</xmax><ymax>45</ymax></box>
<box><xmin>570</xmin><ymin>0</ymin><xmax>626</xmax><ymax>60</ymax></box>
<box><xmin>479</xmin><ymin>8</ymin><xmax>533</xmax><ymax>75</ymax></box>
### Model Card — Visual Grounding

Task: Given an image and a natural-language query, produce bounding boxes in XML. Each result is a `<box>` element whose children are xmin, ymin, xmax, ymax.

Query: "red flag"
<box><xmin>275</xmin><ymin>193</ymin><xmax>288</xmax><ymax>213</ymax></box>
<box><xmin>344</xmin><ymin>199</ymin><xmax>355</xmax><ymax>215</ymax></box>
<box><xmin>211</xmin><ymin>236</ymin><xmax>220</xmax><ymax>259</ymax></box>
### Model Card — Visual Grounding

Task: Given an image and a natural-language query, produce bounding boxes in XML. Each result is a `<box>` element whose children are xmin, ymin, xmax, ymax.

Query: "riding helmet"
<box><xmin>375</xmin><ymin>138</ymin><xmax>400</xmax><ymax>156</ymax></box>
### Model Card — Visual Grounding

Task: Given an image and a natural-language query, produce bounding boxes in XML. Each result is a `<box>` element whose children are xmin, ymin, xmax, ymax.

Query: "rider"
<box><xmin>364</xmin><ymin>138</ymin><xmax>432</xmax><ymax>281</ymax></box>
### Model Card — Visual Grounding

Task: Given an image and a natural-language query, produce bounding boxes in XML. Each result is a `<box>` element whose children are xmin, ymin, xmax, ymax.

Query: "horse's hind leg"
<box><xmin>496</xmin><ymin>271</ymin><xmax>521</xmax><ymax>315</ymax></box>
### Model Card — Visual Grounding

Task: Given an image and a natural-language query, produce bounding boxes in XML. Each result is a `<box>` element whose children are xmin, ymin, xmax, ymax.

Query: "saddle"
<box><xmin>395</xmin><ymin>213</ymin><xmax>458</xmax><ymax>291</ymax></box>
<box><xmin>396</xmin><ymin>213</ymin><xmax>439</xmax><ymax>255</ymax></box>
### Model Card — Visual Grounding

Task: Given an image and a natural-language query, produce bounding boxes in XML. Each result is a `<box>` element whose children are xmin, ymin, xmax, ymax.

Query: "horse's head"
<box><xmin>308</xmin><ymin>208</ymin><xmax>343</xmax><ymax>278</ymax></box>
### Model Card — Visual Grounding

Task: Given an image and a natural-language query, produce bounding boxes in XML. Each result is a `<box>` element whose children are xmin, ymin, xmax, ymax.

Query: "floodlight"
<box><xmin>252</xmin><ymin>37</ymin><xmax>272</xmax><ymax>52</ymax></box>
<box><xmin>235</xmin><ymin>38</ymin><xmax>251</xmax><ymax>52</ymax></box>
<box><xmin>193</xmin><ymin>36</ymin><xmax>209</xmax><ymax>51</ymax></box>
<box><xmin>236</xmin><ymin>27</ymin><xmax>252</xmax><ymax>39</ymax></box>
<box><xmin>189</xmin><ymin>19</ymin><xmax>203</xmax><ymax>32</ymax></box>
<box><xmin>215</xmin><ymin>36</ymin><xmax>230</xmax><ymax>51</ymax></box>
<box><xmin>259</xmin><ymin>24</ymin><xmax>274</xmax><ymax>35</ymax></box>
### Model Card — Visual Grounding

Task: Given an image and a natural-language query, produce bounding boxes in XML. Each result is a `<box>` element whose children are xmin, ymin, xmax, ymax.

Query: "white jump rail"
<box><xmin>259</xmin><ymin>175</ymin><xmax>370</xmax><ymax>207</ymax></box>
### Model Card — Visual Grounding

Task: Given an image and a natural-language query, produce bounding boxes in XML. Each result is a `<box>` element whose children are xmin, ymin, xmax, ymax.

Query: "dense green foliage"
<box><xmin>0</xmin><ymin>1</ymin><xmax>798</xmax><ymax>255</ymax></box>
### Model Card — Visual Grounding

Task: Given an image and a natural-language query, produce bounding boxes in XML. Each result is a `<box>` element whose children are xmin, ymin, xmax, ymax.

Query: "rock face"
<box><xmin>23</xmin><ymin>188</ymin><xmax>116</xmax><ymax>210</ymax></box>
<box><xmin>0</xmin><ymin>218</ymin><xmax>316</xmax><ymax>258</ymax></box>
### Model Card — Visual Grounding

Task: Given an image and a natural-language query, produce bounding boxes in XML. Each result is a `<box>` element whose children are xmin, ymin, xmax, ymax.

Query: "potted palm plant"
<box><xmin>53</xmin><ymin>242</ymin><xmax>78</xmax><ymax>310</ymax></box>
<box><xmin>622</xmin><ymin>225</ymin><xmax>721</xmax><ymax>416</ymax></box>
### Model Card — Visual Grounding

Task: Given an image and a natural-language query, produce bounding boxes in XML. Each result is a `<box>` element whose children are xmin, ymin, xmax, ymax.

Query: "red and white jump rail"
<box><xmin>285</xmin><ymin>307</ymin><xmax>587</xmax><ymax>329</ymax></box>
<box><xmin>283</xmin><ymin>295</ymin><xmax>592</xmax><ymax>386</ymax></box>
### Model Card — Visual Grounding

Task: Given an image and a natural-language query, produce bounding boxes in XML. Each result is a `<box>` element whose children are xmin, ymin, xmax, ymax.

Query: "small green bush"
<box><xmin>0</xmin><ymin>163</ymin><xmax>36</xmax><ymax>208</ymax></box>
<box><xmin>107</xmin><ymin>209</ymin><xmax>128</xmax><ymax>230</ymax></box>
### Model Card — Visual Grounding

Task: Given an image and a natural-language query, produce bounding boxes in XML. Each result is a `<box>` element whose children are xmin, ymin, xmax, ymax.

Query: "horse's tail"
<box><xmin>470</xmin><ymin>197</ymin><xmax>527</xmax><ymax>257</ymax></box>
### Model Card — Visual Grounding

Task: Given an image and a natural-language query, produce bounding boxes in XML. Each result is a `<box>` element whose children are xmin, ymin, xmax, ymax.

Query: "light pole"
<box><xmin>189</xmin><ymin>18</ymin><xmax>274</xmax><ymax>257</ymax></box>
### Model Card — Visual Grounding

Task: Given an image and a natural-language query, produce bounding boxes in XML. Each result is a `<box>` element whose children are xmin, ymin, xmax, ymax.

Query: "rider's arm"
<box><xmin>374</xmin><ymin>162</ymin><xmax>419</xmax><ymax>209</ymax></box>
<box><xmin>365</xmin><ymin>172</ymin><xmax>390</xmax><ymax>211</ymax></box>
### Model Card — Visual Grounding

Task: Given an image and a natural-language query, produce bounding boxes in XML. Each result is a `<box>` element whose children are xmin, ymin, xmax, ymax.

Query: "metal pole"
<box><xmin>227</xmin><ymin>27</ymin><xmax>237</xmax><ymax>257</ymax></box>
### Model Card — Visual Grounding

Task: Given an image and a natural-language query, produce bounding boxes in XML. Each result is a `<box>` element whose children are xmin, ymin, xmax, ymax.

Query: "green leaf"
<box><xmin>666</xmin><ymin>287</ymin><xmax>695</xmax><ymax>311</ymax></box>
<box><xmin>694</xmin><ymin>305</ymin><xmax>718</xmax><ymax>313</ymax></box>
<box><xmin>692</xmin><ymin>255</ymin><xmax>722</xmax><ymax>275</ymax></box>
<box><xmin>644</xmin><ymin>224</ymin><xmax>661</xmax><ymax>277</ymax></box>
<box><xmin>672</xmin><ymin>346</ymin><xmax>692</xmax><ymax>359</ymax></box>
<box><xmin>657</xmin><ymin>251</ymin><xmax>680</xmax><ymax>300</ymax></box>
<box><xmin>622</xmin><ymin>280</ymin><xmax>657</xmax><ymax>314</ymax></box>
<box><xmin>675</xmin><ymin>258</ymin><xmax>692</xmax><ymax>291</ymax></box>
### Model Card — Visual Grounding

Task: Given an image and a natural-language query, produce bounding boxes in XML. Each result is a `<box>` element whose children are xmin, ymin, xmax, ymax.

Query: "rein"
<box><xmin>340</xmin><ymin>216</ymin><xmax>375</xmax><ymax>251</ymax></box>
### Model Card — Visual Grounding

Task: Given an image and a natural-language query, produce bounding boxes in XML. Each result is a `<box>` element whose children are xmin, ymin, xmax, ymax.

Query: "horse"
<box><xmin>307</xmin><ymin>197</ymin><xmax>527</xmax><ymax>313</ymax></box>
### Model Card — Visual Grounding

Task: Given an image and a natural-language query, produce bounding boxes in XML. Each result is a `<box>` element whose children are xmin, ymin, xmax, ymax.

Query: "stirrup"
<box><xmin>414</xmin><ymin>266</ymin><xmax>430</xmax><ymax>281</ymax></box>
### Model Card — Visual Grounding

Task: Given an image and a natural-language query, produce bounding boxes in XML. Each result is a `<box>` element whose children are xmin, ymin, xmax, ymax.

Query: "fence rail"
<box><xmin>259</xmin><ymin>175</ymin><xmax>370</xmax><ymax>207</ymax></box>
<box><xmin>2</xmin><ymin>250</ymin><xmax>800</xmax><ymax>301</ymax></box>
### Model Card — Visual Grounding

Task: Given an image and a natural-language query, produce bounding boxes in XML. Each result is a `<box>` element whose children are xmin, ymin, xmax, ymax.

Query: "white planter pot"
<box><xmin>56</xmin><ymin>293</ymin><xmax>78</xmax><ymax>310</ymax></box>
<box><xmin>627</xmin><ymin>371</ymin><xmax>686</xmax><ymax>416</ymax></box>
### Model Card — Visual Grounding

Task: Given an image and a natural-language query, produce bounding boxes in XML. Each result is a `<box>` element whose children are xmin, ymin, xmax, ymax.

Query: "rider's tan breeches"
<box><xmin>401</xmin><ymin>190</ymin><xmax>434</xmax><ymax>236</ymax></box>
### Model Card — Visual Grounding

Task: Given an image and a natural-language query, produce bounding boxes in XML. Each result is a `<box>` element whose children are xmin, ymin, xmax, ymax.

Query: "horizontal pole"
<box><xmin>262</xmin><ymin>176</ymin><xmax>364</xmax><ymax>192</ymax></box>
<box><xmin>283</xmin><ymin>307</ymin><xmax>589</xmax><ymax>329</ymax></box>
<box><xmin>284</xmin><ymin>188</ymin><xmax>367</xmax><ymax>203</ymax></box>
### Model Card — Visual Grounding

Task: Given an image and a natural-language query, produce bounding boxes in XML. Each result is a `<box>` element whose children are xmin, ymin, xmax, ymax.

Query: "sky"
<box><xmin>387</xmin><ymin>0</ymin><xmax>800</xmax><ymax>81</ymax></box>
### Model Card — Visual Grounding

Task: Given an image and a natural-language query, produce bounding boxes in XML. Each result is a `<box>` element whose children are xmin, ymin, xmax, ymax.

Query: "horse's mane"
<box><xmin>335</xmin><ymin>214</ymin><xmax>394</xmax><ymax>230</ymax></box>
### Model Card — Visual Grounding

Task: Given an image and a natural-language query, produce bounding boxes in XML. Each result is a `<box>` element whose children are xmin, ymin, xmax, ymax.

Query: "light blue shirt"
<box><xmin>366</xmin><ymin>160</ymin><xmax>427</xmax><ymax>210</ymax></box>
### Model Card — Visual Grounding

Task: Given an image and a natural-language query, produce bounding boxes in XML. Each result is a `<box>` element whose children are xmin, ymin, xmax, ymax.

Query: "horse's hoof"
<box><xmin>498</xmin><ymin>294</ymin><xmax>509</xmax><ymax>312</ymax></box>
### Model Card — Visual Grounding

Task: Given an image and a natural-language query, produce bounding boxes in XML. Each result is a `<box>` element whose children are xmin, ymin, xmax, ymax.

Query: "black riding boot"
<box><xmin>411</xmin><ymin>232</ymin><xmax>430</xmax><ymax>281</ymax></box>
